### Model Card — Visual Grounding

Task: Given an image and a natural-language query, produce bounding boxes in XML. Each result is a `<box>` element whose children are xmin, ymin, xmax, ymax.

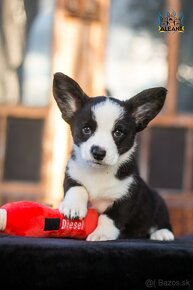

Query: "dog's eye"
<box><xmin>82</xmin><ymin>126</ymin><xmax>92</xmax><ymax>135</ymax></box>
<box><xmin>113</xmin><ymin>129</ymin><xmax>124</xmax><ymax>138</ymax></box>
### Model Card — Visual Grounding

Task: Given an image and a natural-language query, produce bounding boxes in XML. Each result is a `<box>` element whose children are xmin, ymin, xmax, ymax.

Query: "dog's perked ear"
<box><xmin>125</xmin><ymin>87</ymin><xmax>167</xmax><ymax>132</ymax></box>
<box><xmin>53</xmin><ymin>73</ymin><xmax>89</xmax><ymax>123</ymax></box>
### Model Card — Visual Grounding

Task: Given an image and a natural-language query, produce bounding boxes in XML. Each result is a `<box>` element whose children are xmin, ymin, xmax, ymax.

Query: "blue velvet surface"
<box><xmin>0</xmin><ymin>234</ymin><xmax>193</xmax><ymax>290</ymax></box>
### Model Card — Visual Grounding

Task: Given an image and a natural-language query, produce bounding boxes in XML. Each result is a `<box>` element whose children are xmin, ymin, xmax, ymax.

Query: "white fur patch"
<box><xmin>150</xmin><ymin>228</ymin><xmax>174</xmax><ymax>241</ymax></box>
<box><xmin>92</xmin><ymin>98</ymin><xmax>124</xmax><ymax>125</ymax></box>
<box><xmin>80</xmin><ymin>98</ymin><xmax>124</xmax><ymax>166</ymax></box>
<box><xmin>86</xmin><ymin>214</ymin><xmax>120</xmax><ymax>241</ymax></box>
<box><xmin>68</xmin><ymin>145</ymin><xmax>135</xmax><ymax>213</ymax></box>
<box><xmin>59</xmin><ymin>186</ymin><xmax>88</xmax><ymax>219</ymax></box>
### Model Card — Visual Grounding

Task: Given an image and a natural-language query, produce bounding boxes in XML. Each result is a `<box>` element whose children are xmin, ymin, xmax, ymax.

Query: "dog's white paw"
<box><xmin>59</xmin><ymin>187</ymin><xmax>88</xmax><ymax>219</ymax></box>
<box><xmin>87</xmin><ymin>231</ymin><xmax>112</xmax><ymax>241</ymax></box>
<box><xmin>86</xmin><ymin>214</ymin><xmax>119</xmax><ymax>242</ymax></box>
<box><xmin>150</xmin><ymin>228</ymin><xmax>174</xmax><ymax>241</ymax></box>
<box><xmin>59</xmin><ymin>199</ymin><xmax>87</xmax><ymax>219</ymax></box>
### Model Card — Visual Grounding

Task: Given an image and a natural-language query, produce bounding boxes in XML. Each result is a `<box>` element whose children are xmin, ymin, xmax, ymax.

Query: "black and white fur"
<box><xmin>53</xmin><ymin>73</ymin><xmax>174</xmax><ymax>242</ymax></box>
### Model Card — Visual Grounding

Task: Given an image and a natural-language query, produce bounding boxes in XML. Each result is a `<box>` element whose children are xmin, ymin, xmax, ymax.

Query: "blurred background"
<box><xmin>0</xmin><ymin>0</ymin><xmax>193</xmax><ymax>238</ymax></box>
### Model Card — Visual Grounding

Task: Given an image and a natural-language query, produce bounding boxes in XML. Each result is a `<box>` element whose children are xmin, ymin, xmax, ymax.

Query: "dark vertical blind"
<box><xmin>148</xmin><ymin>127</ymin><xmax>186</xmax><ymax>190</ymax></box>
<box><xmin>3</xmin><ymin>117</ymin><xmax>44</xmax><ymax>182</ymax></box>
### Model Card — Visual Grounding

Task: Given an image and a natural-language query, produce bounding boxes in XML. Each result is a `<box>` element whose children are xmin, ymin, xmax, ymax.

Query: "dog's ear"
<box><xmin>53</xmin><ymin>72</ymin><xmax>89</xmax><ymax>123</ymax></box>
<box><xmin>125</xmin><ymin>87</ymin><xmax>167</xmax><ymax>132</ymax></box>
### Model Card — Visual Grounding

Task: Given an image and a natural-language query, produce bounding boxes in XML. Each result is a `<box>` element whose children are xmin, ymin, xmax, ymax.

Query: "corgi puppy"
<box><xmin>53</xmin><ymin>73</ymin><xmax>174</xmax><ymax>242</ymax></box>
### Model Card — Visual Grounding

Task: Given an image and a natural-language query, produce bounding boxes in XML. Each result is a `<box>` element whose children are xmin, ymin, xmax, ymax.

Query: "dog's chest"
<box><xmin>67</xmin><ymin>159</ymin><xmax>133</xmax><ymax>213</ymax></box>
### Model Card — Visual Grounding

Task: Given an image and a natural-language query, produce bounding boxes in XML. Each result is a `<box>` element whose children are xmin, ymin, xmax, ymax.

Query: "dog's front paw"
<box><xmin>87</xmin><ymin>230</ymin><xmax>114</xmax><ymax>241</ymax></box>
<box><xmin>150</xmin><ymin>229</ymin><xmax>174</xmax><ymax>241</ymax></box>
<box><xmin>86</xmin><ymin>214</ymin><xmax>119</xmax><ymax>241</ymax></box>
<box><xmin>59</xmin><ymin>187</ymin><xmax>88</xmax><ymax>219</ymax></box>
<box><xmin>59</xmin><ymin>199</ymin><xmax>87</xmax><ymax>219</ymax></box>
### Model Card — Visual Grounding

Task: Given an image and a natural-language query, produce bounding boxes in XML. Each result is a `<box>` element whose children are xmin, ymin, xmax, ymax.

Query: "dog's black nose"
<box><xmin>91</xmin><ymin>146</ymin><xmax>106</xmax><ymax>161</ymax></box>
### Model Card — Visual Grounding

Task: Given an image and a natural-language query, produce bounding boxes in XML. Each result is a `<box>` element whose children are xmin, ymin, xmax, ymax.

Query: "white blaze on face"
<box><xmin>80</xmin><ymin>98</ymin><xmax>124</xmax><ymax>166</ymax></box>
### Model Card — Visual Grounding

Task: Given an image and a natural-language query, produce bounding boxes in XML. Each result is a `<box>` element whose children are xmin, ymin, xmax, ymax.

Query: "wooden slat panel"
<box><xmin>0</xmin><ymin>183</ymin><xmax>45</xmax><ymax>207</ymax></box>
<box><xmin>164</xmin><ymin>195</ymin><xmax>193</xmax><ymax>236</ymax></box>
<box><xmin>0</xmin><ymin>106</ymin><xmax>48</xmax><ymax>118</ymax></box>
<box><xmin>168</xmin><ymin>206</ymin><xmax>183</xmax><ymax>237</ymax></box>
<box><xmin>183</xmin><ymin>209</ymin><xmax>193</xmax><ymax>236</ymax></box>
<box><xmin>0</xmin><ymin>181</ymin><xmax>44</xmax><ymax>196</ymax></box>
<box><xmin>45</xmin><ymin>0</ymin><xmax>110</xmax><ymax>206</ymax></box>
<box><xmin>183</xmin><ymin>130</ymin><xmax>193</xmax><ymax>192</ymax></box>
<box><xmin>165</xmin><ymin>0</ymin><xmax>181</xmax><ymax>115</ymax></box>
<box><xmin>151</xmin><ymin>114</ymin><xmax>193</xmax><ymax>128</ymax></box>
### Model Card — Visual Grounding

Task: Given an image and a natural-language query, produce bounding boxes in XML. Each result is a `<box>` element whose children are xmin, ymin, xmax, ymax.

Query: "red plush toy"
<box><xmin>0</xmin><ymin>201</ymin><xmax>98</xmax><ymax>239</ymax></box>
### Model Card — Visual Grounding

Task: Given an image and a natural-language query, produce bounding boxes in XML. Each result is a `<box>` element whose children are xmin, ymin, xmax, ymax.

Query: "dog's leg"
<box><xmin>150</xmin><ymin>228</ymin><xmax>174</xmax><ymax>241</ymax></box>
<box><xmin>86</xmin><ymin>214</ymin><xmax>120</xmax><ymax>241</ymax></box>
<box><xmin>59</xmin><ymin>186</ymin><xmax>88</xmax><ymax>219</ymax></box>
